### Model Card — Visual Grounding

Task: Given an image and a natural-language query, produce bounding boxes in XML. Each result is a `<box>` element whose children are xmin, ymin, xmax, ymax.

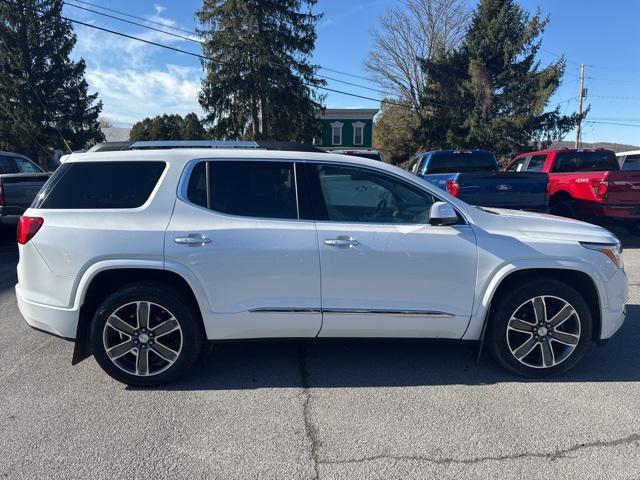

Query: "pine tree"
<box><xmin>181</xmin><ymin>112</ymin><xmax>206</xmax><ymax>140</ymax></box>
<box><xmin>129</xmin><ymin>113</ymin><xmax>207</xmax><ymax>141</ymax></box>
<box><xmin>417</xmin><ymin>0</ymin><xmax>579</xmax><ymax>157</ymax></box>
<box><xmin>0</xmin><ymin>0</ymin><xmax>103</xmax><ymax>167</ymax></box>
<box><xmin>197</xmin><ymin>0</ymin><xmax>325</xmax><ymax>143</ymax></box>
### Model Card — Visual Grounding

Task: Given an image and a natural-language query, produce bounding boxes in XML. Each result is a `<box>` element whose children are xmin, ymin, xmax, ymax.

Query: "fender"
<box><xmin>462</xmin><ymin>257</ymin><xmax>605</xmax><ymax>341</ymax></box>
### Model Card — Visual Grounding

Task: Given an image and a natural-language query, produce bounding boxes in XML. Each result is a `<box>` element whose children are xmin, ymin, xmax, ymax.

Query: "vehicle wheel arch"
<box><xmin>466</xmin><ymin>266</ymin><xmax>602</xmax><ymax>344</ymax></box>
<box><xmin>73</xmin><ymin>265</ymin><xmax>206</xmax><ymax>365</ymax></box>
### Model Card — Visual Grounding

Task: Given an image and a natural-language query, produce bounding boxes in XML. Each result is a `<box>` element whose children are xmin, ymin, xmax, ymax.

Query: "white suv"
<box><xmin>15</xmin><ymin>145</ymin><xmax>627</xmax><ymax>385</ymax></box>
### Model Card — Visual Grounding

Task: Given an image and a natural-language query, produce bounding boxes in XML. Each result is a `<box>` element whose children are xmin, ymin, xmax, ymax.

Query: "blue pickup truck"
<box><xmin>408</xmin><ymin>150</ymin><xmax>549</xmax><ymax>212</ymax></box>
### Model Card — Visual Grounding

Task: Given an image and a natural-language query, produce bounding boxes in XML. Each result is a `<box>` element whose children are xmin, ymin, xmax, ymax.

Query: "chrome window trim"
<box><xmin>249</xmin><ymin>307</ymin><xmax>454</xmax><ymax>318</ymax></box>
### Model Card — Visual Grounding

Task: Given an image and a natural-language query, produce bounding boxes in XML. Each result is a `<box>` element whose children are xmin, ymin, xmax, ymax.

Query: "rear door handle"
<box><xmin>324</xmin><ymin>236</ymin><xmax>359</xmax><ymax>247</ymax></box>
<box><xmin>174</xmin><ymin>233</ymin><xmax>211</xmax><ymax>246</ymax></box>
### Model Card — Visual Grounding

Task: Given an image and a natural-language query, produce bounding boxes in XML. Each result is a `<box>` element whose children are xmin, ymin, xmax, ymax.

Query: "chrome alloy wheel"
<box><xmin>103</xmin><ymin>301</ymin><xmax>183</xmax><ymax>377</ymax></box>
<box><xmin>506</xmin><ymin>296</ymin><xmax>581</xmax><ymax>369</ymax></box>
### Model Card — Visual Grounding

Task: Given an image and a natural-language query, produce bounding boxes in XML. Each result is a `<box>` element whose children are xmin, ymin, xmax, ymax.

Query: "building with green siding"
<box><xmin>315</xmin><ymin>108</ymin><xmax>379</xmax><ymax>150</ymax></box>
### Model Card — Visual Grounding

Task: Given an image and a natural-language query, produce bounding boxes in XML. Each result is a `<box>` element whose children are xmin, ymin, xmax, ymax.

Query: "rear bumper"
<box><xmin>16</xmin><ymin>284</ymin><xmax>79</xmax><ymax>340</ymax></box>
<box><xmin>576</xmin><ymin>202</ymin><xmax>640</xmax><ymax>220</ymax></box>
<box><xmin>600</xmin><ymin>268</ymin><xmax>628</xmax><ymax>339</ymax></box>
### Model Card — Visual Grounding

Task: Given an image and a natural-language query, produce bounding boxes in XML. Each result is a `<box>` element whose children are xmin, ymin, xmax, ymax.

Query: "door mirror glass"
<box><xmin>429</xmin><ymin>201</ymin><xmax>458</xmax><ymax>226</ymax></box>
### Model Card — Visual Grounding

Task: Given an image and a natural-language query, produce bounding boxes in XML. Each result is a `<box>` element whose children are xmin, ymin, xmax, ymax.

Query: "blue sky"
<box><xmin>66</xmin><ymin>0</ymin><xmax>640</xmax><ymax>145</ymax></box>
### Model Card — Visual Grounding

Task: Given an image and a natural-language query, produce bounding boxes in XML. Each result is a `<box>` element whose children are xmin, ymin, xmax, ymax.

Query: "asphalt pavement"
<box><xmin>0</xmin><ymin>225</ymin><xmax>639</xmax><ymax>479</ymax></box>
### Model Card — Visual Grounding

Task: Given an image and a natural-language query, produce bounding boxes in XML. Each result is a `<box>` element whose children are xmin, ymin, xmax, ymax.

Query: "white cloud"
<box><xmin>86</xmin><ymin>65</ymin><xmax>203</xmax><ymax>125</ymax></box>
<box><xmin>69</xmin><ymin>4</ymin><xmax>204</xmax><ymax>125</ymax></box>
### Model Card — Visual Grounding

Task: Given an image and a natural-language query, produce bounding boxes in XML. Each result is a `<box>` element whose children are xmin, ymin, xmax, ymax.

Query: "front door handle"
<box><xmin>174</xmin><ymin>233</ymin><xmax>211</xmax><ymax>246</ymax></box>
<box><xmin>324</xmin><ymin>236</ymin><xmax>359</xmax><ymax>247</ymax></box>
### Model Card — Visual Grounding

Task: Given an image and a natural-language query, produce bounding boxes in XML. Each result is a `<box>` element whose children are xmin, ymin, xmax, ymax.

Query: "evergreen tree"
<box><xmin>374</xmin><ymin>99</ymin><xmax>420</xmax><ymax>166</ymax></box>
<box><xmin>0</xmin><ymin>0</ymin><xmax>103</xmax><ymax>167</ymax></box>
<box><xmin>129</xmin><ymin>113</ymin><xmax>207</xmax><ymax>141</ymax></box>
<box><xmin>417</xmin><ymin>0</ymin><xmax>579</xmax><ymax>157</ymax></box>
<box><xmin>197</xmin><ymin>0</ymin><xmax>325</xmax><ymax>143</ymax></box>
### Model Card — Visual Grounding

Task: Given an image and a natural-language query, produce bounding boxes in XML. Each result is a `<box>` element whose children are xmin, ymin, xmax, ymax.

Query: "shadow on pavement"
<box><xmin>139</xmin><ymin>304</ymin><xmax>640</xmax><ymax>392</ymax></box>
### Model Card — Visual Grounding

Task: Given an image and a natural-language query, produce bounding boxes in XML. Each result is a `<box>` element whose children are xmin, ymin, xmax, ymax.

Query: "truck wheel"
<box><xmin>90</xmin><ymin>282</ymin><xmax>204</xmax><ymax>386</ymax></box>
<box><xmin>550</xmin><ymin>199</ymin><xmax>575</xmax><ymax>218</ymax></box>
<box><xmin>487</xmin><ymin>278</ymin><xmax>592</xmax><ymax>378</ymax></box>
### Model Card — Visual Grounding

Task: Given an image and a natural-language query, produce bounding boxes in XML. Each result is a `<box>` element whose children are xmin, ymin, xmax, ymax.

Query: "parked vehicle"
<box><xmin>0</xmin><ymin>152</ymin><xmax>50</xmax><ymax>226</ymax></box>
<box><xmin>409</xmin><ymin>150</ymin><xmax>549</xmax><ymax>212</ymax></box>
<box><xmin>616</xmin><ymin>150</ymin><xmax>640</xmax><ymax>171</ymax></box>
<box><xmin>16</xmin><ymin>142</ymin><xmax>626</xmax><ymax>385</ymax></box>
<box><xmin>507</xmin><ymin>148</ymin><xmax>640</xmax><ymax>234</ymax></box>
<box><xmin>333</xmin><ymin>149</ymin><xmax>385</xmax><ymax>162</ymax></box>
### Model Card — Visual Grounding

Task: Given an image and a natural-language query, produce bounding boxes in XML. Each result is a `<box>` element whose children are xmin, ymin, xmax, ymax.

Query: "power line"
<box><xmin>584</xmin><ymin>120</ymin><xmax>640</xmax><ymax>128</ymax></box>
<box><xmin>590</xmin><ymin>95</ymin><xmax>640</xmax><ymax>101</ymax></box>
<box><xmin>62</xmin><ymin>0</ymin><xmax>388</xmax><ymax>95</ymax></box>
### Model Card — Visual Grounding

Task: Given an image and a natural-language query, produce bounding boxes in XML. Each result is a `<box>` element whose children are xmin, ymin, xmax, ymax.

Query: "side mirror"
<box><xmin>429</xmin><ymin>201</ymin><xmax>458</xmax><ymax>226</ymax></box>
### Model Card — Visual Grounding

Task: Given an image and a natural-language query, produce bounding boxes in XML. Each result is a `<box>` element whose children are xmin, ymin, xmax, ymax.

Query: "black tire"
<box><xmin>487</xmin><ymin>278</ymin><xmax>592</xmax><ymax>378</ymax></box>
<box><xmin>550</xmin><ymin>199</ymin><xmax>576</xmax><ymax>218</ymax></box>
<box><xmin>90</xmin><ymin>282</ymin><xmax>204</xmax><ymax>386</ymax></box>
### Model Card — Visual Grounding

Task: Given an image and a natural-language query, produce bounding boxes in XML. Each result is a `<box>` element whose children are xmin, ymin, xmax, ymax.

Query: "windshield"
<box><xmin>426</xmin><ymin>152</ymin><xmax>497</xmax><ymax>174</ymax></box>
<box><xmin>554</xmin><ymin>151</ymin><xmax>619</xmax><ymax>172</ymax></box>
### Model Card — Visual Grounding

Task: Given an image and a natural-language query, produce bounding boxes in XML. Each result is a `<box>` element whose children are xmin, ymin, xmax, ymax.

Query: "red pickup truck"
<box><xmin>506</xmin><ymin>148</ymin><xmax>640</xmax><ymax>233</ymax></box>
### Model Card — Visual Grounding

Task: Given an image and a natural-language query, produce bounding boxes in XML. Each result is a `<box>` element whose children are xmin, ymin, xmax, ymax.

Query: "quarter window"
<box><xmin>187</xmin><ymin>161</ymin><xmax>298</xmax><ymax>220</ymax></box>
<box><xmin>507</xmin><ymin>158</ymin><xmax>526</xmax><ymax>172</ymax></box>
<box><xmin>310</xmin><ymin>164</ymin><xmax>435</xmax><ymax>224</ymax></box>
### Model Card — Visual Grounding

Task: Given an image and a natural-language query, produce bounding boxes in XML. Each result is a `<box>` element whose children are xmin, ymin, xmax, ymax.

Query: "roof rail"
<box><xmin>128</xmin><ymin>140</ymin><xmax>262</xmax><ymax>150</ymax></box>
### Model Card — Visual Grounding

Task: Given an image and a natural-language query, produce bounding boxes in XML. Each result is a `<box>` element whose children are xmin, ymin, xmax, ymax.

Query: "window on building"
<box><xmin>331</xmin><ymin>122</ymin><xmax>343</xmax><ymax>145</ymax></box>
<box><xmin>353</xmin><ymin>122</ymin><xmax>365</xmax><ymax>146</ymax></box>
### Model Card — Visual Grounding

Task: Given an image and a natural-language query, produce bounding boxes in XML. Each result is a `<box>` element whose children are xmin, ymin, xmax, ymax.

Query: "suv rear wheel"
<box><xmin>90</xmin><ymin>282</ymin><xmax>203</xmax><ymax>386</ymax></box>
<box><xmin>487</xmin><ymin>279</ymin><xmax>592</xmax><ymax>377</ymax></box>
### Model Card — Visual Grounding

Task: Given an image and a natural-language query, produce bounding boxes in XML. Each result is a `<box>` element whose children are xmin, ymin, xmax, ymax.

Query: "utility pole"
<box><xmin>576</xmin><ymin>63</ymin><xmax>585</xmax><ymax>148</ymax></box>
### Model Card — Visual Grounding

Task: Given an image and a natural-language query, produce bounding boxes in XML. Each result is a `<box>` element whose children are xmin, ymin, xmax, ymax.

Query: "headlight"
<box><xmin>581</xmin><ymin>241</ymin><xmax>624</xmax><ymax>269</ymax></box>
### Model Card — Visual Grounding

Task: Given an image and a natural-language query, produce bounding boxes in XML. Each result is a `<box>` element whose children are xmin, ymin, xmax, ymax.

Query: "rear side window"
<box><xmin>426</xmin><ymin>152</ymin><xmax>497</xmax><ymax>174</ymax></box>
<box><xmin>0</xmin><ymin>156</ymin><xmax>15</xmax><ymax>174</ymax></box>
<box><xmin>526</xmin><ymin>154</ymin><xmax>547</xmax><ymax>172</ymax></box>
<box><xmin>622</xmin><ymin>154</ymin><xmax>640</xmax><ymax>171</ymax></box>
<box><xmin>506</xmin><ymin>158</ymin><xmax>526</xmax><ymax>172</ymax></box>
<box><xmin>187</xmin><ymin>161</ymin><xmax>298</xmax><ymax>219</ymax></box>
<box><xmin>554</xmin><ymin>151</ymin><xmax>618</xmax><ymax>172</ymax></box>
<box><xmin>34</xmin><ymin>161</ymin><xmax>166</xmax><ymax>209</ymax></box>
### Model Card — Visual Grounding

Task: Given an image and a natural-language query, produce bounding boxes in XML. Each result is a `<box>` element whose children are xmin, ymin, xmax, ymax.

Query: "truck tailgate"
<box><xmin>605</xmin><ymin>171</ymin><xmax>640</xmax><ymax>204</ymax></box>
<box><xmin>1</xmin><ymin>173</ymin><xmax>50</xmax><ymax>213</ymax></box>
<box><xmin>454</xmin><ymin>171</ymin><xmax>548</xmax><ymax>208</ymax></box>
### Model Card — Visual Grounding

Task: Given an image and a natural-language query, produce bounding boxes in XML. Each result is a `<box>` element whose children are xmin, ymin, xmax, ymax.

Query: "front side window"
<box><xmin>13</xmin><ymin>156</ymin><xmax>42</xmax><ymax>173</ymax></box>
<box><xmin>34</xmin><ymin>161</ymin><xmax>166</xmax><ymax>209</ymax></box>
<box><xmin>310</xmin><ymin>164</ymin><xmax>435</xmax><ymax>224</ymax></box>
<box><xmin>353</xmin><ymin>122</ymin><xmax>365</xmax><ymax>145</ymax></box>
<box><xmin>507</xmin><ymin>158</ymin><xmax>526</xmax><ymax>172</ymax></box>
<box><xmin>331</xmin><ymin>122</ymin><xmax>343</xmax><ymax>145</ymax></box>
<box><xmin>526</xmin><ymin>154</ymin><xmax>547</xmax><ymax>172</ymax></box>
<box><xmin>187</xmin><ymin>161</ymin><xmax>298</xmax><ymax>220</ymax></box>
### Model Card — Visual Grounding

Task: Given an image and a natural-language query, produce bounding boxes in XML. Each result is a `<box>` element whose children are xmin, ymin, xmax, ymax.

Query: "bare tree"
<box><xmin>364</xmin><ymin>0</ymin><xmax>469</xmax><ymax>111</ymax></box>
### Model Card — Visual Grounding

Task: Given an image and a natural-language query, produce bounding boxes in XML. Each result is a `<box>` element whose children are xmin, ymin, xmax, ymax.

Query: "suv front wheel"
<box><xmin>90</xmin><ymin>283</ymin><xmax>203</xmax><ymax>386</ymax></box>
<box><xmin>487</xmin><ymin>279</ymin><xmax>592</xmax><ymax>377</ymax></box>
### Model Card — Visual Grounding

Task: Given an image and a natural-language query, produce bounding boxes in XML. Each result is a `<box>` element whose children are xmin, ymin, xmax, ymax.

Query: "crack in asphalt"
<box><xmin>297</xmin><ymin>343</ymin><xmax>320</xmax><ymax>480</ymax></box>
<box><xmin>321</xmin><ymin>433</ymin><xmax>640</xmax><ymax>467</ymax></box>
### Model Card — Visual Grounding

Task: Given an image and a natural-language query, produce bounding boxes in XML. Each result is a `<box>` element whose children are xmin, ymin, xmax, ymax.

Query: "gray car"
<box><xmin>0</xmin><ymin>152</ymin><xmax>50</xmax><ymax>225</ymax></box>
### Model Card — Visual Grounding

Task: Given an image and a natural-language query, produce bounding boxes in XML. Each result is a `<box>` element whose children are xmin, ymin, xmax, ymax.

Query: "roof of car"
<box><xmin>61</xmin><ymin>148</ymin><xmax>388</xmax><ymax>170</ymax></box>
<box><xmin>420</xmin><ymin>149</ymin><xmax>494</xmax><ymax>156</ymax></box>
<box><xmin>616</xmin><ymin>150</ymin><xmax>640</xmax><ymax>156</ymax></box>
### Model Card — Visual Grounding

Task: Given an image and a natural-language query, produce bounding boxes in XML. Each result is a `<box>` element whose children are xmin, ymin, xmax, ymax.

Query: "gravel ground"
<box><xmin>0</xmin><ymin>225</ymin><xmax>639</xmax><ymax>479</ymax></box>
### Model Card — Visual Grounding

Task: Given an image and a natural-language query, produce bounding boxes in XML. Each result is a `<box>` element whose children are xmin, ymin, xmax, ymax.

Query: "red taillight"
<box><xmin>17</xmin><ymin>216</ymin><xmax>44</xmax><ymax>245</ymax></box>
<box><xmin>447</xmin><ymin>180</ymin><xmax>460</xmax><ymax>197</ymax></box>
<box><xmin>590</xmin><ymin>179</ymin><xmax>608</xmax><ymax>199</ymax></box>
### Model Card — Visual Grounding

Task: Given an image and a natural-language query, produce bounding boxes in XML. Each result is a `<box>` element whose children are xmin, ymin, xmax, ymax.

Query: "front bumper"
<box><xmin>600</xmin><ymin>267</ymin><xmax>628</xmax><ymax>339</ymax></box>
<box><xmin>16</xmin><ymin>284</ymin><xmax>79</xmax><ymax>340</ymax></box>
